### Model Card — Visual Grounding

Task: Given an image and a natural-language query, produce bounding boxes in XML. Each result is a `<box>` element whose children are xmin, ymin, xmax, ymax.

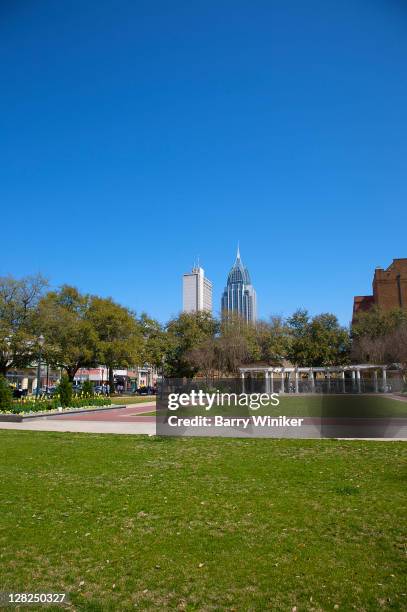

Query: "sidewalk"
<box><xmin>0</xmin><ymin>401</ymin><xmax>156</xmax><ymax>435</ymax></box>
<box><xmin>0</xmin><ymin>419</ymin><xmax>156</xmax><ymax>435</ymax></box>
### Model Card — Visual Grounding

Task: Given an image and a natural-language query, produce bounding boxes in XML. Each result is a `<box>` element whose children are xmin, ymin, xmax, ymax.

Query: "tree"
<box><xmin>215</xmin><ymin>313</ymin><xmax>254</xmax><ymax>374</ymax></box>
<box><xmin>186</xmin><ymin>313</ymin><xmax>277</xmax><ymax>377</ymax></box>
<box><xmin>37</xmin><ymin>286</ymin><xmax>98</xmax><ymax>381</ymax></box>
<box><xmin>165</xmin><ymin>311</ymin><xmax>219</xmax><ymax>378</ymax></box>
<box><xmin>138</xmin><ymin>313</ymin><xmax>170</xmax><ymax>369</ymax></box>
<box><xmin>0</xmin><ymin>375</ymin><xmax>13</xmax><ymax>411</ymax></box>
<box><xmin>82</xmin><ymin>380</ymin><xmax>94</xmax><ymax>397</ymax></box>
<box><xmin>0</xmin><ymin>274</ymin><xmax>48</xmax><ymax>376</ymax></box>
<box><xmin>254</xmin><ymin>317</ymin><xmax>291</xmax><ymax>365</ymax></box>
<box><xmin>179</xmin><ymin>314</ymin><xmax>291</xmax><ymax>378</ymax></box>
<box><xmin>187</xmin><ymin>337</ymin><xmax>218</xmax><ymax>381</ymax></box>
<box><xmin>352</xmin><ymin>307</ymin><xmax>407</xmax><ymax>366</ymax></box>
<box><xmin>287</xmin><ymin>309</ymin><xmax>350</xmax><ymax>367</ymax></box>
<box><xmin>87</xmin><ymin>296</ymin><xmax>143</xmax><ymax>390</ymax></box>
<box><xmin>57</xmin><ymin>375</ymin><xmax>73</xmax><ymax>407</ymax></box>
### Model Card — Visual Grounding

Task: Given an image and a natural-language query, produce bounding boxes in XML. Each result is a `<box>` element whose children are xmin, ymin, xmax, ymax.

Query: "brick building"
<box><xmin>353</xmin><ymin>258</ymin><xmax>407</xmax><ymax>319</ymax></box>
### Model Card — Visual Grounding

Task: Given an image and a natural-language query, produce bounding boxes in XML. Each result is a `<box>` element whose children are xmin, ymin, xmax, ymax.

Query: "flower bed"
<box><xmin>1</xmin><ymin>396</ymin><xmax>112</xmax><ymax>415</ymax></box>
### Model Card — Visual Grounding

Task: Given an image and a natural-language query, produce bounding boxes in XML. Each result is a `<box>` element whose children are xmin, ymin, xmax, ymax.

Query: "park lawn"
<box><xmin>0</xmin><ymin>432</ymin><xmax>406</xmax><ymax>611</ymax></box>
<box><xmin>110</xmin><ymin>395</ymin><xmax>156</xmax><ymax>406</ymax></box>
<box><xmin>276</xmin><ymin>395</ymin><xmax>407</xmax><ymax>417</ymax></box>
<box><xmin>165</xmin><ymin>395</ymin><xmax>407</xmax><ymax>419</ymax></box>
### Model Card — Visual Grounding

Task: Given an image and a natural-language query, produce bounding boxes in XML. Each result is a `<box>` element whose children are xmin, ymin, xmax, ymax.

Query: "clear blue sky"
<box><xmin>1</xmin><ymin>1</ymin><xmax>406</xmax><ymax>325</ymax></box>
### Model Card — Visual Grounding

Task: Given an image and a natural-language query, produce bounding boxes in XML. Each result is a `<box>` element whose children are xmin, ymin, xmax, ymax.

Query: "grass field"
<box><xmin>0</xmin><ymin>432</ymin><xmax>406</xmax><ymax>610</ymax></box>
<box><xmin>163</xmin><ymin>394</ymin><xmax>407</xmax><ymax>418</ymax></box>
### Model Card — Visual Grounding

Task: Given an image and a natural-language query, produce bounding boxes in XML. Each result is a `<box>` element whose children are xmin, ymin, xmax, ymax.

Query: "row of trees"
<box><xmin>0</xmin><ymin>276</ymin><xmax>159</xmax><ymax>387</ymax></box>
<box><xmin>167</xmin><ymin>310</ymin><xmax>351</xmax><ymax>378</ymax></box>
<box><xmin>1</xmin><ymin>274</ymin><xmax>406</xmax><ymax>384</ymax></box>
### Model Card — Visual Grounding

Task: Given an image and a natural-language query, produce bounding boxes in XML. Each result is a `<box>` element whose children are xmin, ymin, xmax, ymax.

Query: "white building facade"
<box><xmin>183</xmin><ymin>266</ymin><xmax>212</xmax><ymax>313</ymax></box>
<box><xmin>74</xmin><ymin>365</ymin><xmax>158</xmax><ymax>390</ymax></box>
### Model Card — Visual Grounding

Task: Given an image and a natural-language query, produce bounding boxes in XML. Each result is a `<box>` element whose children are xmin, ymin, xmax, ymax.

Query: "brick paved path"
<box><xmin>46</xmin><ymin>403</ymin><xmax>155</xmax><ymax>422</ymax></box>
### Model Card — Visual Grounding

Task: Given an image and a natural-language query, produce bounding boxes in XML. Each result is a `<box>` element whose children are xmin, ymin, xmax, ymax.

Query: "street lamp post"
<box><xmin>36</xmin><ymin>334</ymin><xmax>45</xmax><ymax>399</ymax></box>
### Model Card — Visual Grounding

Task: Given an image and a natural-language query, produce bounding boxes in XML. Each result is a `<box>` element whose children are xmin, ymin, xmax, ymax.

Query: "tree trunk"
<box><xmin>108</xmin><ymin>366</ymin><xmax>115</xmax><ymax>393</ymax></box>
<box><xmin>66</xmin><ymin>366</ymin><xmax>78</xmax><ymax>382</ymax></box>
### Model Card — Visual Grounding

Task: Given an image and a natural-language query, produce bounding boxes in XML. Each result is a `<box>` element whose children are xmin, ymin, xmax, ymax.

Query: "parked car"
<box><xmin>136</xmin><ymin>385</ymin><xmax>157</xmax><ymax>396</ymax></box>
<box><xmin>93</xmin><ymin>384</ymin><xmax>110</xmax><ymax>395</ymax></box>
<box><xmin>12</xmin><ymin>387</ymin><xmax>27</xmax><ymax>399</ymax></box>
<box><xmin>36</xmin><ymin>387</ymin><xmax>58</xmax><ymax>397</ymax></box>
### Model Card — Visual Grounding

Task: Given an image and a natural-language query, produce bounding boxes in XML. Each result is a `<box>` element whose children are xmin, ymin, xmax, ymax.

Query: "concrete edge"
<box><xmin>0</xmin><ymin>403</ymin><xmax>126</xmax><ymax>422</ymax></box>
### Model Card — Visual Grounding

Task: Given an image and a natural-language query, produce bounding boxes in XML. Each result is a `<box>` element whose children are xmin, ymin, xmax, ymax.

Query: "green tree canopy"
<box><xmin>87</xmin><ymin>296</ymin><xmax>143</xmax><ymax>388</ymax></box>
<box><xmin>286</xmin><ymin>309</ymin><xmax>350</xmax><ymax>367</ymax></box>
<box><xmin>165</xmin><ymin>311</ymin><xmax>219</xmax><ymax>378</ymax></box>
<box><xmin>37</xmin><ymin>286</ymin><xmax>98</xmax><ymax>380</ymax></box>
<box><xmin>137</xmin><ymin>313</ymin><xmax>170</xmax><ymax>368</ymax></box>
<box><xmin>0</xmin><ymin>375</ymin><xmax>13</xmax><ymax>410</ymax></box>
<box><xmin>0</xmin><ymin>274</ymin><xmax>48</xmax><ymax>375</ymax></box>
<box><xmin>253</xmin><ymin>317</ymin><xmax>291</xmax><ymax>365</ymax></box>
<box><xmin>57</xmin><ymin>374</ymin><xmax>73</xmax><ymax>407</ymax></box>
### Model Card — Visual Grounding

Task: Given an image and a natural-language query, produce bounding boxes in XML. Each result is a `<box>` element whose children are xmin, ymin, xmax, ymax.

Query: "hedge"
<box><xmin>1</xmin><ymin>395</ymin><xmax>112</xmax><ymax>415</ymax></box>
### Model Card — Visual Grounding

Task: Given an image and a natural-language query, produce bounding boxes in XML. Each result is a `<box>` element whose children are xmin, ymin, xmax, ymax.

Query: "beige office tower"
<box><xmin>183</xmin><ymin>266</ymin><xmax>212</xmax><ymax>313</ymax></box>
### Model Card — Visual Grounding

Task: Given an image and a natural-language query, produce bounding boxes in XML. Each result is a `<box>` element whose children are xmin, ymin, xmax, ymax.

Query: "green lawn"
<box><xmin>164</xmin><ymin>394</ymin><xmax>407</xmax><ymax>418</ymax></box>
<box><xmin>110</xmin><ymin>395</ymin><xmax>156</xmax><ymax>405</ymax></box>
<box><xmin>0</xmin><ymin>432</ymin><xmax>406</xmax><ymax>610</ymax></box>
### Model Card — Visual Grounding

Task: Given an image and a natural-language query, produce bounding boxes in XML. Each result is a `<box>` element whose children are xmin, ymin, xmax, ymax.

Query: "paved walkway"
<box><xmin>0</xmin><ymin>399</ymin><xmax>406</xmax><ymax>439</ymax></box>
<box><xmin>45</xmin><ymin>403</ymin><xmax>156</xmax><ymax>421</ymax></box>
<box><xmin>0</xmin><ymin>402</ymin><xmax>156</xmax><ymax>435</ymax></box>
<box><xmin>390</xmin><ymin>393</ymin><xmax>407</xmax><ymax>403</ymax></box>
<box><xmin>0</xmin><ymin>420</ymin><xmax>156</xmax><ymax>435</ymax></box>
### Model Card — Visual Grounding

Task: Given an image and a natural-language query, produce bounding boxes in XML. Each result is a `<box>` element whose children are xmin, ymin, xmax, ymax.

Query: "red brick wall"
<box><xmin>353</xmin><ymin>259</ymin><xmax>407</xmax><ymax>319</ymax></box>
<box><xmin>373</xmin><ymin>259</ymin><xmax>407</xmax><ymax>310</ymax></box>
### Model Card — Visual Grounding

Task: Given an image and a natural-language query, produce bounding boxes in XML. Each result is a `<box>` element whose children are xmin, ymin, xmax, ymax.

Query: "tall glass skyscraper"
<box><xmin>221</xmin><ymin>247</ymin><xmax>257</xmax><ymax>323</ymax></box>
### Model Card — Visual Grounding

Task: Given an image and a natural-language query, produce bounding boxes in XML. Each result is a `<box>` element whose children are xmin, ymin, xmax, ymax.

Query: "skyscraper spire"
<box><xmin>221</xmin><ymin>247</ymin><xmax>257</xmax><ymax>323</ymax></box>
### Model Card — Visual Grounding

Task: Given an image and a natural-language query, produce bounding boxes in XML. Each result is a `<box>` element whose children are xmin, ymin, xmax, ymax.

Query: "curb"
<box><xmin>0</xmin><ymin>404</ymin><xmax>126</xmax><ymax>423</ymax></box>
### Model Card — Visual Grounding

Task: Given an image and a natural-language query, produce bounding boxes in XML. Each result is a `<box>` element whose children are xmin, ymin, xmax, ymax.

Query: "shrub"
<box><xmin>82</xmin><ymin>380</ymin><xmax>94</xmax><ymax>397</ymax></box>
<box><xmin>57</xmin><ymin>375</ymin><xmax>73</xmax><ymax>407</ymax></box>
<box><xmin>5</xmin><ymin>396</ymin><xmax>111</xmax><ymax>414</ymax></box>
<box><xmin>0</xmin><ymin>376</ymin><xmax>13</xmax><ymax>411</ymax></box>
